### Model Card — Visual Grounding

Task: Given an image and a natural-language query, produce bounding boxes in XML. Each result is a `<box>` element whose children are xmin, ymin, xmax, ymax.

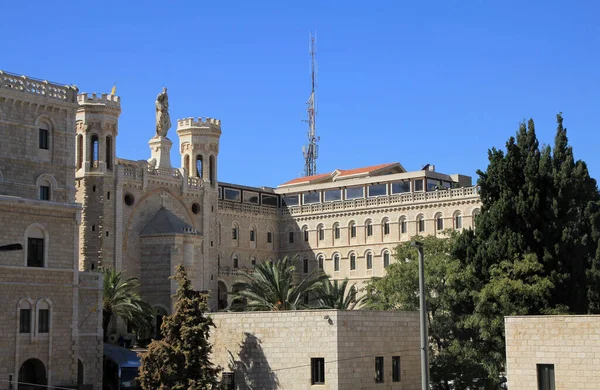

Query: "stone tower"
<box><xmin>75</xmin><ymin>92</ymin><xmax>121</xmax><ymax>271</ymax></box>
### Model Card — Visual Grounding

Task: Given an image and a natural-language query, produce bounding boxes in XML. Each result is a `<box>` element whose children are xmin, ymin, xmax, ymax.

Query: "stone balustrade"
<box><xmin>0</xmin><ymin>70</ymin><xmax>78</xmax><ymax>103</ymax></box>
<box><xmin>218</xmin><ymin>200</ymin><xmax>279</xmax><ymax>216</ymax></box>
<box><xmin>218</xmin><ymin>266</ymin><xmax>253</xmax><ymax>277</ymax></box>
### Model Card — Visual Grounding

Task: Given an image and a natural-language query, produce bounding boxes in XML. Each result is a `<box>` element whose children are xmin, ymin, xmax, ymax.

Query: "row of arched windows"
<box><xmin>75</xmin><ymin>134</ymin><xmax>113</xmax><ymax>171</ymax></box>
<box><xmin>17</xmin><ymin>297</ymin><xmax>52</xmax><ymax>336</ymax></box>
<box><xmin>183</xmin><ymin>154</ymin><xmax>216</xmax><ymax>186</ymax></box>
<box><xmin>227</xmin><ymin>222</ymin><xmax>275</xmax><ymax>249</ymax></box>
<box><xmin>315</xmin><ymin>249</ymin><xmax>393</xmax><ymax>273</ymax></box>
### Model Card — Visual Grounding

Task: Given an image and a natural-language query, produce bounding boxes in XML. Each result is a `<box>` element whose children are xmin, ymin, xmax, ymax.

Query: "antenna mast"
<box><xmin>302</xmin><ymin>31</ymin><xmax>320</xmax><ymax>177</ymax></box>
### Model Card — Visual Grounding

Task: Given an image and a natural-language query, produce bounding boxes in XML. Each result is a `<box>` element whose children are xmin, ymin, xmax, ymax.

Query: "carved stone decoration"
<box><xmin>155</xmin><ymin>87</ymin><xmax>171</xmax><ymax>137</ymax></box>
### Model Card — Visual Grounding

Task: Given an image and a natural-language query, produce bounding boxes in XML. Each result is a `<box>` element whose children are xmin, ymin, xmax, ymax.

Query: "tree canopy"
<box><xmin>138</xmin><ymin>264</ymin><xmax>221</xmax><ymax>390</ymax></box>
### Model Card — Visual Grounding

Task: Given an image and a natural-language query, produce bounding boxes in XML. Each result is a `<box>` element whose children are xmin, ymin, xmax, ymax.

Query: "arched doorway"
<box><xmin>217</xmin><ymin>281</ymin><xmax>228</xmax><ymax>310</ymax></box>
<box><xmin>18</xmin><ymin>358</ymin><xmax>47</xmax><ymax>390</ymax></box>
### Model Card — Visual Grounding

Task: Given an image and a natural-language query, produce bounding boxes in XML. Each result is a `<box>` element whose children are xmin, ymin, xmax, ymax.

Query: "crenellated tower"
<box><xmin>75</xmin><ymin>93</ymin><xmax>121</xmax><ymax>271</ymax></box>
<box><xmin>177</xmin><ymin>117</ymin><xmax>221</xmax><ymax>185</ymax></box>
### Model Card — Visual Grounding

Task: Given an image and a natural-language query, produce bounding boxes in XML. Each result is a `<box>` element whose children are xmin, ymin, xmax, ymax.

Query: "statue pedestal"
<box><xmin>148</xmin><ymin>136</ymin><xmax>172</xmax><ymax>169</ymax></box>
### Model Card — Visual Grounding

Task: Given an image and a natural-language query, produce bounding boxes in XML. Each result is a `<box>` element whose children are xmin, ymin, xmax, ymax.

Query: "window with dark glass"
<box><xmin>27</xmin><ymin>238</ymin><xmax>44</xmax><ymax>267</ymax></box>
<box><xmin>418</xmin><ymin>218</ymin><xmax>425</xmax><ymax>232</ymax></box>
<box><xmin>366</xmin><ymin>223</ymin><xmax>373</xmax><ymax>237</ymax></box>
<box><xmin>267</xmin><ymin>231</ymin><xmax>272</xmax><ymax>243</ymax></box>
<box><xmin>436</xmin><ymin>216</ymin><xmax>443</xmax><ymax>230</ymax></box>
<box><xmin>414</xmin><ymin>179</ymin><xmax>424</xmax><ymax>192</ymax></box>
<box><xmin>261</xmin><ymin>194</ymin><xmax>278</xmax><ymax>207</ymax></box>
<box><xmin>282</xmin><ymin>195</ymin><xmax>299</xmax><ymax>207</ymax></box>
<box><xmin>391</xmin><ymin>181</ymin><xmax>410</xmax><ymax>194</ymax></box>
<box><xmin>318</xmin><ymin>227</ymin><xmax>324</xmax><ymax>241</ymax></box>
<box><xmin>383</xmin><ymin>221</ymin><xmax>390</xmax><ymax>235</ymax></box>
<box><xmin>368</xmin><ymin>184</ymin><xmax>387</xmax><ymax>197</ymax></box>
<box><xmin>38</xmin><ymin>309</ymin><xmax>49</xmax><ymax>333</ymax></box>
<box><xmin>20</xmin><ymin>309</ymin><xmax>31</xmax><ymax>333</ymax></box>
<box><xmin>350</xmin><ymin>224</ymin><xmax>356</xmax><ymax>238</ymax></box>
<box><xmin>304</xmin><ymin>229</ymin><xmax>309</xmax><ymax>242</ymax></box>
<box><xmin>367</xmin><ymin>253</ymin><xmax>373</xmax><ymax>269</ymax></box>
<box><xmin>455</xmin><ymin>214</ymin><xmax>462</xmax><ymax>229</ymax></box>
<box><xmin>251</xmin><ymin>258</ymin><xmax>256</xmax><ymax>266</ymax></box>
<box><xmin>350</xmin><ymin>254</ymin><xmax>356</xmax><ymax>270</ymax></box>
<box><xmin>303</xmin><ymin>259</ymin><xmax>309</xmax><ymax>274</ymax></box>
<box><xmin>39</xmin><ymin>185</ymin><xmax>50</xmax><ymax>201</ymax></box>
<box><xmin>537</xmin><ymin>364</ymin><xmax>555</xmax><ymax>390</ymax></box>
<box><xmin>232</xmin><ymin>227</ymin><xmax>238</xmax><ymax>240</ymax></box>
<box><xmin>334</xmin><ymin>225</ymin><xmax>340</xmax><ymax>239</ymax></box>
<box><xmin>233</xmin><ymin>257</ymin><xmax>239</xmax><ymax>269</ymax></box>
<box><xmin>384</xmin><ymin>252</ymin><xmax>390</xmax><ymax>268</ymax></box>
<box><xmin>250</xmin><ymin>229</ymin><xmax>255</xmax><ymax>242</ymax></box>
<box><xmin>334</xmin><ymin>255</ymin><xmax>340</xmax><ymax>271</ymax></box>
<box><xmin>375</xmin><ymin>357</ymin><xmax>384</xmax><ymax>383</ymax></box>
<box><xmin>224</xmin><ymin>188</ymin><xmax>241</xmax><ymax>202</ymax></box>
<box><xmin>324</xmin><ymin>189</ymin><xmax>342</xmax><ymax>202</ymax></box>
<box><xmin>318</xmin><ymin>256</ymin><xmax>324</xmax><ymax>269</ymax></box>
<box><xmin>401</xmin><ymin>220</ymin><xmax>407</xmax><ymax>234</ymax></box>
<box><xmin>392</xmin><ymin>356</ymin><xmax>401</xmax><ymax>382</ymax></box>
<box><xmin>288</xmin><ymin>232</ymin><xmax>294</xmax><ymax>243</ymax></box>
<box><xmin>39</xmin><ymin>129</ymin><xmax>49</xmax><ymax>149</ymax></box>
<box><xmin>346</xmin><ymin>186</ymin><xmax>364</xmax><ymax>200</ymax></box>
<box><xmin>243</xmin><ymin>191</ymin><xmax>260</xmax><ymax>205</ymax></box>
<box><xmin>303</xmin><ymin>192</ymin><xmax>320</xmax><ymax>204</ymax></box>
<box><xmin>311</xmin><ymin>358</ymin><xmax>325</xmax><ymax>385</ymax></box>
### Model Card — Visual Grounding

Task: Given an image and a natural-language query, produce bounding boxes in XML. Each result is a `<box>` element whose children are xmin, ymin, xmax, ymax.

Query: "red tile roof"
<box><xmin>280</xmin><ymin>163</ymin><xmax>399</xmax><ymax>186</ymax></box>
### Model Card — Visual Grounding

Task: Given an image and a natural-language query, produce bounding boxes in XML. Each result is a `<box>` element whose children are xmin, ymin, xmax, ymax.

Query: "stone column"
<box><xmin>148</xmin><ymin>136</ymin><xmax>172</xmax><ymax>169</ymax></box>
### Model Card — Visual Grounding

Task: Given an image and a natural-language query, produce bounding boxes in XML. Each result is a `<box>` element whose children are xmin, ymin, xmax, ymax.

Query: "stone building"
<box><xmin>505</xmin><ymin>315</ymin><xmax>600</xmax><ymax>390</ymax></box>
<box><xmin>211</xmin><ymin>310</ymin><xmax>421</xmax><ymax>389</ymax></box>
<box><xmin>0</xmin><ymin>71</ymin><xmax>103</xmax><ymax>389</ymax></box>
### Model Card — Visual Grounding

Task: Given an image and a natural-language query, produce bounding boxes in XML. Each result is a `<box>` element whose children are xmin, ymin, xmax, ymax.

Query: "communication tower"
<box><xmin>302</xmin><ymin>32</ymin><xmax>320</xmax><ymax>177</ymax></box>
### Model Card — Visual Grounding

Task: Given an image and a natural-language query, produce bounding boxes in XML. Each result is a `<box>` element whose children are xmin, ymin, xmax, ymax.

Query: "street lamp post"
<box><xmin>411</xmin><ymin>241</ymin><xmax>430</xmax><ymax>390</ymax></box>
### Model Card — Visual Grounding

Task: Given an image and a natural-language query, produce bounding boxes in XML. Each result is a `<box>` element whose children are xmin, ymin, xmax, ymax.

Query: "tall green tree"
<box><xmin>452</xmin><ymin>113</ymin><xmax>600</xmax><ymax>380</ymax></box>
<box><xmin>230</xmin><ymin>256</ymin><xmax>328</xmax><ymax>311</ymax></box>
<box><xmin>102</xmin><ymin>268</ymin><xmax>153</xmax><ymax>341</ymax></box>
<box><xmin>315</xmin><ymin>278</ymin><xmax>358</xmax><ymax>310</ymax></box>
<box><xmin>138</xmin><ymin>264</ymin><xmax>221</xmax><ymax>390</ymax></box>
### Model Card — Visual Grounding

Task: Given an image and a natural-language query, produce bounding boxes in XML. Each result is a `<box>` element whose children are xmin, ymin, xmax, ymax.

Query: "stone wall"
<box><xmin>210</xmin><ymin>310</ymin><xmax>421</xmax><ymax>390</ymax></box>
<box><xmin>505</xmin><ymin>315</ymin><xmax>600</xmax><ymax>389</ymax></box>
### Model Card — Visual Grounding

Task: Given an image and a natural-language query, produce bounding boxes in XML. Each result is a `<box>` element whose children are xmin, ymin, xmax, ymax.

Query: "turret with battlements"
<box><xmin>176</xmin><ymin>117</ymin><xmax>222</xmax><ymax>184</ymax></box>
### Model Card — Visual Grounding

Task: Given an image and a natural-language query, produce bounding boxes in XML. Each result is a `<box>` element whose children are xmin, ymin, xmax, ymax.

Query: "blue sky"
<box><xmin>2</xmin><ymin>1</ymin><xmax>599</xmax><ymax>187</ymax></box>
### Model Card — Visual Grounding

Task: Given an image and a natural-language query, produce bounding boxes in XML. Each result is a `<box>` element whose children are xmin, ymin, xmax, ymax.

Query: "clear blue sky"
<box><xmin>3</xmin><ymin>1</ymin><xmax>599</xmax><ymax>187</ymax></box>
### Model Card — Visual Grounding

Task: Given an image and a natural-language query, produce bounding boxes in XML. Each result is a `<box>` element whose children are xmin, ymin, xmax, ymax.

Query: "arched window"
<box><xmin>349</xmin><ymin>221</ymin><xmax>357</xmax><ymax>238</ymax></box>
<box><xmin>25</xmin><ymin>224</ymin><xmax>48</xmax><ymax>268</ymax></box>
<box><xmin>417</xmin><ymin>214</ymin><xmax>425</xmax><ymax>233</ymax></box>
<box><xmin>302</xmin><ymin>225</ymin><xmax>309</xmax><ymax>242</ymax></box>
<box><xmin>90</xmin><ymin>135</ymin><xmax>99</xmax><ymax>167</ymax></box>
<box><xmin>350</xmin><ymin>252</ymin><xmax>356</xmax><ymax>270</ymax></box>
<box><xmin>232</xmin><ymin>222</ymin><xmax>239</xmax><ymax>246</ymax></box>
<box><xmin>232</xmin><ymin>254</ymin><xmax>239</xmax><ymax>269</ymax></box>
<box><xmin>18</xmin><ymin>298</ymin><xmax>34</xmax><ymax>334</ymax></box>
<box><xmin>317</xmin><ymin>254</ymin><xmax>324</xmax><ymax>270</ymax></box>
<box><xmin>196</xmin><ymin>155</ymin><xmax>203</xmax><ymax>178</ymax></box>
<box><xmin>365</xmin><ymin>219</ymin><xmax>373</xmax><ymax>237</ymax></box>
<box><xmin>333</xmin><ymin>222</ymin><xmax>340</xmax><ymax>240</ymax></box>
<box><xmin>184</xmin><ymin>155</ymin><xmax>190</xmax><ymax>174</ymax></box>
<box><xmin>454</xmin><ymin>211</ymin><xmax>463</xmax><ymax>229</ymax></box>
<box><xmin>76</xmin><ymin>134</ymin><xmax>83</xmax><ymax>170</ymax></box>
<box><xmin>267</xmin><ymin>226</ymin><xmax>274</xmax><ymax>248</ymax></box>
<box><xmin>106</xmin><ymin>135</ymin><xmax>113</xmax><ymax>170</ymax></box>
<box><xmin>472</xmin><ymin>208</ymin><xmax>480</xmax><ymax>229</ymax></box>
<box><xmin>250</xmin><ymin>225</ymin><xmax>256</xmax><ymax>242</ymax></box>
<box><xmin>209</xmin><ymin>155</ymin><xmax>215</xmax><ymax>186</ymax></box>
<box><xmin>382</xmin><ymin>218</ymin><xmax>390</xmax><ymax>235</ymax></box>
<box><xmin>399</xmin><ymin>216</ymin><xmax>407</xmax><ymax>234</ymax></box>
<box><xmin>383</xmin><ymin>250</ymin><xmax>391</xmax><ymax>268</ymax></box>
<box><xmin>334</xmin><ymin>253</ymin><xmax>340</xmax><ymax>271</ymax></box>
<box><xmin>435</xmin><ymin>213</ymin><xmax>444</xmax><ymax>231</ymax></box>
<box><xmin>317</xmin><ymin>224</ymin><xmax>325</xmax><ymax>241</ymax></box>
<box><xmin>36</xmin><ymin>299</ymin><xmax>51</xmax><ymax>334</ymax></box>
<box><xmin>366</xmin><ymin>252</ymin><xmax>373</xmax><ymax>269</ymax></box>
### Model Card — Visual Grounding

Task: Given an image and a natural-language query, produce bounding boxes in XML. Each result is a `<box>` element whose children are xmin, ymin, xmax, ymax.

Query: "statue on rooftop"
<box><xmin>155</xmin><ymin>87</ymin><xmax>171</xmax><ymax>137</ymax></box>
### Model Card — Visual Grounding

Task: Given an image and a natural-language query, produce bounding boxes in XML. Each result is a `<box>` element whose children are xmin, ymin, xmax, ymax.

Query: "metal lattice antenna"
<box><xmin>302</xmin><ymin>31</ymin><xmax>320</xmax><ymax>177</ymax></box>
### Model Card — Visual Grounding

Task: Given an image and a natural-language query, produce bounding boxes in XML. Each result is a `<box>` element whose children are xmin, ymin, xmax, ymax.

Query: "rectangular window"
<box><xmin>367</xmin><ymin>253</ymin><xmax>373</xmax><ymax>269</ymax></box>
<box><xmin>437</xmin><ymin>217</ymin><xmax>443</xmax><ymax>230</ymax></box>
<box><xmin>218</xmin><ymin>186</ymin><xmax>223</xmax><ymax>199</ymax></box>
<box><xmin>303</xmin><ymin>192</ymin><xmax>320</xmax><ymax>204</ymax></box>
<box><xmin>38</xmin><ymin>309</ymin><xmax>49</xmax><ymax>333</ymax></box>
<box><xmin>401</xmin><ymin>220</ymin><xmax>407</xmax><ymax>234</ymax></box>
<box><xmin>39</xmin><ymin>185</ymin><xmax>50</xmax><ymax>201</ymax></box>
<box><xmin>318</xmin><ymin>228</ymin><xmax>324</xmax><ymax>241</ymax></box>
<box><xmin>419</xmin><ymin>219</ymin><xmax>425</xmax><ymax>232</ymax></box>
<box><xmin>318</xmin><ymin>257</ymin><xmax>323</xmax><ymax>269</ymax></box>
<box><xmin>303</xmin><ymin>259</ymin><xmax>309</xmax><ymax>274</ymax></box>
<box><xmin>304</xmin><ymin>230</ymin><xmax>309</xmax><ymax>242</ymax></box>
<box><xmin>383</xmin><ymin>222</ymin><xmax>390</xmax><ymax>235</ymax></box>
<box><xmin>392</xmin><ymin>356</ymin><xmax>401</xmax><ymax>382</ymax></box>
<box><xmin>350</xmin><ymin>255</ymin><xmax>356</xmax><ymax>270</ymax></box>
<box><xmin>345</xmin><ymin>186</ymin><xmax>364</xmax><ymax>200</ymax></box>
<box><xmin>367</xmin><ymin>224</ymin><xmax>373</xmax><ymax>236</ymax></box>
<box><xmin>288</xmin><ymin>232</ymin><xmax>294</xmax><ymax>244</ymax></box>
<box><xmin>224</xmin><ymin>188</ymin><xmax>241</xmax><ymax>202</ymax></box>
<box><xmin>27</xmin><ymin>238</ymin><xmax>44</xmax><ymax>267</ymax></box>
<box><xmin>391</xmin><ymin>181</ymin><xmax>410</xmax><ymax>194</ymax></box>
<box><xmin>455</xmin><ymin>215</ymin><xmax>462</xmax><ymax>229</ymax></box>
<box><xmin>267</xmin><ymin>231</ymin><xmax>272</xmax><ymax>243</ymax></box>
<box><xmin>20</xmin><ymin>309</ymin><xmax>31</xmax><ymax>333</ymax></box>
<box><xmin>243</xmin><ymin>191</ymin><xmax>260</xmax><ymax>204</ymax></box>
<box><xmin>39</xmin><ymin>129</ymin><xmax>49</xmax><ymax>149</ymax></box>
<box><xmin>427</xmin><ymin>179</ymin><xmax>451</xmax><ymax>191</ymax></box>
<box><xmin>334</xmin><ymin>256</ymin><xmax>340</xmax><ymax>271</ymax></box>
<box><xmin>375</xmin><ymin>357</ymin><xmax>384</xmax><ymax>383</ymax></box>
<box><xmin>368</xmin><ymin>183</ymin><xmax>387</xmax><ymax>197</ymax></box>
<box><xmin>261</xmin><ymin>194</ymin><xmax>278</xmax><ymax>207</ymax></box>
<box><xmin>414</xmin><ymin>179</ymin><xmax>424</xmax><ymax>192</ymax></box>
<box><xmin>282</xmin><ymin>194</ymin><xmax>300</xmax><ymax>207</ymax></box>
<box><xmin>233</xmin><ymin>257</ymin><xmax>239</xmax><ymax>269</ymax></box>
<box><xmin>384</xmin><ymin>252</ymin><xmax>390</xmax><ymax>268</ymax></box>
<box><xmin>250</xmin><ymin>230</ymin><xmax>255</xmax><ymax>242</ymax></box>
<box><xmin>232</xmin><ymin>228</ymin><xmax>238</xmax><ymax>240</ymax></box>
<box><xmin>334</xmin><ymin>226</ymin><xmax>340</xmax><ymax>239</ymax></box>
<box><xmin>537</xmin><ymin>364</ymin><xmax>555</xmax><ymax>390</ymax></box>
<box><xmin>324</xmin><ymin>189</ymin><xmax>342</xmax><ymax>202</ymax></box>
<box><xmin>311</xmin><ymin>358</ymin><xmax>325</xmax><ymax>385</ymax></box>
<box><xmin>351</xmin><ymin>225</ymin><xmax>356</xmax><ymax>238</ymax></box>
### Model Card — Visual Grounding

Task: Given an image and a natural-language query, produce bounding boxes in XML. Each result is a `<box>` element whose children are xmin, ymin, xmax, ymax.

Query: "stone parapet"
<box><xmin>0</xmin><ymin>70</ymin><xmax>78</xmax><ymax>103</ymax></box>
<box><xmin>77</xmin><ymin>92</ymin><xmax>121</xmax><ymax>107</ymax></box>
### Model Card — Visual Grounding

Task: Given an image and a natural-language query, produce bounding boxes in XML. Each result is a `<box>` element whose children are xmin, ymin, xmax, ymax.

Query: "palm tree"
<box><xmin>315</xmin><ymin>278</ymin><xmax>359</xmax><ymax>310</ymax></box>
<box><xmin>230</xmin><ymin>256</ymin><xmax>328</xmax><ymax>311</ymax></box>
<box><xmin>102</xmin><ymin>268</ymin><xmax>153</xmax><ymax>341</ymax></box>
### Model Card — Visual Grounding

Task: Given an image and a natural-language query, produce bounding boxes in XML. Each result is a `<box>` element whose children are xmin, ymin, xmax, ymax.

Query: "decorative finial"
<box><xmin>110</xmin><ymin>83</ymin><xmax>116</xmax><ymax>96</ymax></box>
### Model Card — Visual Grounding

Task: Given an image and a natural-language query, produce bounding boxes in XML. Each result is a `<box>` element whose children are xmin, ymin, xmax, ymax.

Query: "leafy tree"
<box><xmin>230</xmin><ymin>256</ymin><xmax>328</xmax><ymax>311</ymax></box>
<box><xmin>102</xmin><ymin>268</ymin><xmax>153</xmax><ymax>341</ymax></box>
<box><xmin>314</xmin><ymin>278</ymin><xmax>358</xmax><ymax>310</ymax></box>
<box><xmin>452</xmin><ymin>114</ymin><xmax>600</xmax><ymax>381</ymax></box>
<box><xmin>138</xmin><ymin>264</ymin><xmax>221</xmax><ymax>390</ymax></box>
